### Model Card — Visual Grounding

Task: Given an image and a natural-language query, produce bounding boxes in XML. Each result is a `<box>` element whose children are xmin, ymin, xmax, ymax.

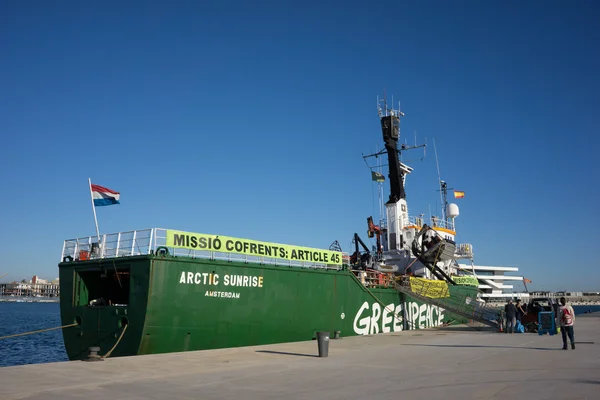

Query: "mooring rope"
<box><xmin>0</xmin><ymin>323</ymin><xmax>78</xmax><ymax>340</ymax></box>
<box><xmin>102</xmin><ymin>323</ymin><xmax>128</xmax><ymax>358</ymax></box>
<box><xmin>0</xmin><ymin>319</ymin><xmax>129</xmax><ymax>359</ymax></box>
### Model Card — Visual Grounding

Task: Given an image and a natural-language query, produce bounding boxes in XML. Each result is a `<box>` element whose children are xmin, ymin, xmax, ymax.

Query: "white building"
<box><xmin>457</xmin><ymin>263</ymin><xmax>530</xmax><ymax>301</ymax></box>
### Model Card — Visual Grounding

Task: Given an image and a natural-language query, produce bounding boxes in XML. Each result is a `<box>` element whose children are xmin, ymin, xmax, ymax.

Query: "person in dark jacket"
<box><xmin>515</xmin><ymin>299</ymin><xmax>527</xmax><ymax>322</ymax></box>
<box><xmin>504</xmin><ymin>299</ymin><xmax>517</xmax><ymax>333</ymax></box>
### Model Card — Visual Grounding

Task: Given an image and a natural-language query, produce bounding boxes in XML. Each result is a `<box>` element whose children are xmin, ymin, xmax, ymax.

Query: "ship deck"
<box><xmin>1</xmin><ymin>314</ymin><xmax>598</xmax><ymax>400</ymax></box>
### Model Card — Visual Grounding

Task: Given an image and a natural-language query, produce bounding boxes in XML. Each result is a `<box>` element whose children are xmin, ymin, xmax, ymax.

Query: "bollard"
<box><xmin>316</xmin><ymin>331</ymin><xmax>330</xmax><ymax>357</ymax></box>
<box><xmin>83</xmin><ymin>346</ymin><xmax>104</xmax><ymax>362</ymax></box>
<box><xmin>333</xmin><ymin>330</ymin><xmax>340</xmax><ymax>339</ymax></box>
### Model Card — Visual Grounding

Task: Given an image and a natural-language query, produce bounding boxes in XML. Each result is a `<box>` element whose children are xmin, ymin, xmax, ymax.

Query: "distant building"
<box><xmin>32</xmin><ymin>275</ymin><xmax>49</xmax><ymax>285</ymax></box>
<box><xmin>0</xmin><ymin>276</ymin><xmax>59</xmax><ymax>297</ymax></box>
<box><xmin>531</xmin><ymin>291</ymin><xmax>585</xmax><ymax>298</ymax></box>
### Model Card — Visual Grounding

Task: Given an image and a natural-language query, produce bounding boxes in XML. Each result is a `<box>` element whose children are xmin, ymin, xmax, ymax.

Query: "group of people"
<box><xmin>503</xmin><ymin>299</ymin><xmax>527</xmax><ymax>333</ymax></box>
<box><xmin>503</xmin><ymin>297</ymin><xmax>576</xmax><ymax>350</ymax></box>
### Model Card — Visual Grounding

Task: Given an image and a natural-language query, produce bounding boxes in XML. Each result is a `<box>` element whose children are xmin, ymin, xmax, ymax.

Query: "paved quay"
<box><xmin>1</xmin><ymin>314</ymin><xmax>598</xmax><ymax>400</ymax></box>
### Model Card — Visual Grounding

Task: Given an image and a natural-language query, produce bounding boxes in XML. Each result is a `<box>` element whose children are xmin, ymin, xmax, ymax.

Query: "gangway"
<box><xmin>394</xmin><ymin>276</ymin><xmax>500</xmax><ymax>328</ymax></box>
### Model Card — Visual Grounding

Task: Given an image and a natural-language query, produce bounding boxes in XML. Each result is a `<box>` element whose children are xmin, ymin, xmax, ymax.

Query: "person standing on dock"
<box><xmin>504</xmin><ymin>299</ymin><xmax>517</xmax><ymax>334</ymax></box>
<box><xmin>559</xmin><ymin>297</ymin><xmax>576</xmax><ymax>350</ymax></box>
<box><xmin>515</xmin><ymin>299</ymin><xmax>526</xmax><ymax>322</ymax></box>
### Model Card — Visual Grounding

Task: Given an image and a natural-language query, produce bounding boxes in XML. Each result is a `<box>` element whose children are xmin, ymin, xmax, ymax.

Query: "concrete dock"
<box><xmin>1</xmin><ymin>314</ymin><xmax>598</xmax><ymax>400</ymax></box>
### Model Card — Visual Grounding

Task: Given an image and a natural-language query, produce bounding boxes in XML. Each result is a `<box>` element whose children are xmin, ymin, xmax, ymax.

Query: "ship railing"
<box><xmin>455</xmin><ymin>243</ymin><xmax>473</xmax><ymax>258</ymax></box>
<box><xmin>61</xmin><ymin>228</ymin><xmax>343</xmax><ymax>271</ymax></box>
<box><xmin>61</xmin><ymin>229</ymin><xmax>155</xmax><ymax>261</ymax></box>
<box><xmin>353</xmin><ymin>269</ymin><xmax>396</xmax><ymax>288</ymax></box>
<box><xmin>455</xmin><ymin>243</ymin><xmax>474</xmax><ymax>258</ymax></box>
<box><xmin>406</xmin><ymin>216</ymin><xmax>455</xmax><ymax>231</ymax></box>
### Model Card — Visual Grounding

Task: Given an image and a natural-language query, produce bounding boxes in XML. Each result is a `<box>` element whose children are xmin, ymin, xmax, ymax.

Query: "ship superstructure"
<box><xmin>353</xmin><ymin>97</ymin><xmax>473</xmax><ymax>282</ymax></box>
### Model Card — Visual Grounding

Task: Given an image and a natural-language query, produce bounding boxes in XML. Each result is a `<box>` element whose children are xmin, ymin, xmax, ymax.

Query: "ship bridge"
<box><xmin>404</xmin><ymin>216</ymin><xmax>455</xmax><ymax>232</ymax></box>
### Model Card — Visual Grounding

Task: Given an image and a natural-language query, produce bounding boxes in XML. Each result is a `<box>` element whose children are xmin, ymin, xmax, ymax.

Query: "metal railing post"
<box><xmin>115</xmin><ymin>232</ymin><xmax>121</xmax><ymax>257</ymax></box>
<box><xmin>131</xmin><ymin>230</ymin><xmax>137</xmax><ymax>256</ymax></box>
<box><xmin>61</xmin><ymin>241</ymin><xmax>66</xmax><ymax>261</ymax></box>
<box><xmin>148</xmin><ymin>229</ymin><xmax>154</xmax><ymax>255</ymax></box>
<box><xmin>101</xmin><ymin>234</ymin><xmax>106</xmax><ymax>258</ymax></box>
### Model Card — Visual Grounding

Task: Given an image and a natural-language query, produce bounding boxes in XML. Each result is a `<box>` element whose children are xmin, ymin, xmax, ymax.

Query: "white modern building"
<box><xmin>457</xmin><ymin>263</ymin><xmax>530</xmax><ymax>301</ymax></box>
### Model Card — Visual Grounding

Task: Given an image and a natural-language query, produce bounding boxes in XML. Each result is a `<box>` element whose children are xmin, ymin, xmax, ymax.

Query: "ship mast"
<box><xmin>362</xmin><ymin>94</ymin><xmax>425</xmax><ymax>252</ymax></box>
<box><xmin>441</xmin><ymin>180</ymin><xmax>449</xmax><ymax>223</ymax></box>
<box><xmin>433</xmin><ymin>139</ymin><xmax>448</xmax><ymax>223</ymax></box>
<box><xmin>378</xmin><ymin>97</ymin><xmax>406</xmax><ymax>204</ymax></box>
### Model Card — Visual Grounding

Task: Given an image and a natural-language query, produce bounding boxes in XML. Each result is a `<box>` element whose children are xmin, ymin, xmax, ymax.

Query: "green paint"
<box><xmin>59</xmin><ymin>255</ymin><xmax>479</xmax><ymax>360</ymax></box>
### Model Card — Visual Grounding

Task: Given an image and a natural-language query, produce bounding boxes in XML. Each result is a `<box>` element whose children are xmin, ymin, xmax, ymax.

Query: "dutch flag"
<box><xmin>91</xmin><ymin>184</ymin><xmax>121</xmax><ymax>207</ymax></box>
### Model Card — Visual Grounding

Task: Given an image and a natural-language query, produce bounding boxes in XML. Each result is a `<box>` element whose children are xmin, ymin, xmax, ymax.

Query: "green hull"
<box><xmin>59</xmin><ymin>254</ymin><xmax>479</xmax><ymax>360</ymax></box>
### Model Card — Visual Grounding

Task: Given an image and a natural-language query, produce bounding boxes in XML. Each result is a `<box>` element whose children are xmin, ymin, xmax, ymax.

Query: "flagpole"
<box><xmin>88</xmin><ymin>178</ymin><xmax>101</xmax><ymax>243</ymax></box>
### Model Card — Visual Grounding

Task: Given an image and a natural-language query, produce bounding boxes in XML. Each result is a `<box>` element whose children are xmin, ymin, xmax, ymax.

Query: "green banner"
<box><xmin>165</xmin><ymin>230</ymin><xmax>342</xmax><ymax>265</ymax></box>
<box><xmin>371</xmin><ymin>171</ymin><xmax>385</xmax><ymax>182</ymax></box>
<box><xmin>452</xmin><ymin>276</ymin><xmax>479</xmax><ymax>287</ymax></box>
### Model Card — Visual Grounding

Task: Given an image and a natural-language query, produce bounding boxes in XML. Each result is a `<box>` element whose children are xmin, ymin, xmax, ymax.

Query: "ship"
<box><xmin>58</xmin><ymin>97</ymin><xmax>496</xmax><ymax>361</ymax></box>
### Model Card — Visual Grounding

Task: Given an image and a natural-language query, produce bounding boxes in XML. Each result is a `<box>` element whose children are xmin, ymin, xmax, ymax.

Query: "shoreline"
<box><xmin>485</xmin><ymin>301</ymin><xmax>600</xmax><ymax>307</ymax></box>
<box><xmin>2</xmin><ymin>296</ymin><xmax>600</xmax><ymax>306</ymax></box>
<box><xmin>0</xmin><ymin>296</ymin><xmax>58</xmax><ymax>303</ymax></box>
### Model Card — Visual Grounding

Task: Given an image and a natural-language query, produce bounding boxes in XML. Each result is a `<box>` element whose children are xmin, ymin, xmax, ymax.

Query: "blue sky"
<box><xmin>1</xmin><ymin>0</ymin><xmax>598</xmax><ymax>292</ymax></box>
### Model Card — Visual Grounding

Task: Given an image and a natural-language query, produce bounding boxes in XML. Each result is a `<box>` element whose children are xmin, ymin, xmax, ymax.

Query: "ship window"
<box><xmin>75</xmin><ymin>268</ymin><xmax>130</xmax><ymax>307</ymax></box>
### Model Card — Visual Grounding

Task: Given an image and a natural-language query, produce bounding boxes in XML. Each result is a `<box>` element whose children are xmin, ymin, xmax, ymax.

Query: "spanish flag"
<box><xmin>453</xmin><ymin>190</ymin><xmax>465</xmax><ymax>199</ymax></box>
<box><xmin>523</xmin><ymin>277</ymin><xmax>532</xmax><ymax>284</ymax></box>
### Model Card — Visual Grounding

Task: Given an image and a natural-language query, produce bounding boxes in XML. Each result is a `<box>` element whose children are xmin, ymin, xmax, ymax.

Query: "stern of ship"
<box><xmin>58</xmin><ymin>231</ymin><xmax>152</xmax><ymax>360</ymax></box>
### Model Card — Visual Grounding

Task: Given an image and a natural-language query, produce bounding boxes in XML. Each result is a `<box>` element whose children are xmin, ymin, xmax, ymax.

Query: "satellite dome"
<box><xmin>446</xmin><ymin>203</ymin><xmax>460</xmax><ymax>219</ymax></box>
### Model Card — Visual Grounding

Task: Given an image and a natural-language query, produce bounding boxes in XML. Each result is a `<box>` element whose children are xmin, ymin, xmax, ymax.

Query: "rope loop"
<box><xmin>102</xmin><ymin>323</ymin><xmax>128</xmax><ymax>358</ymax></box>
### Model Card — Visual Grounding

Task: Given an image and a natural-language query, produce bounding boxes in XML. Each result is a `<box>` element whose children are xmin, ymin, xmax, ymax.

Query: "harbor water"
<box><xmin>0</xmin><ymin>301</ymin><xmax>68</xmax><ymax>367</ymax></box>
<box><xmin>1</xmin><ymin>300</ymin><xmax>599</xmax><ymax>368</ymax></box>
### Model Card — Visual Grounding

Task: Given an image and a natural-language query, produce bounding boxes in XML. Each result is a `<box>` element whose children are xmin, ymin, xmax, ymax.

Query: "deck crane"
<box><xmin>366</xmin><ymin>216</ymin><xmax>383</xmax><ymax>258</ymax></box>
<box><xmin>349</xmin><ymin>233</ymin><xmax>374</xmax><ymax>270</ymax></box>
